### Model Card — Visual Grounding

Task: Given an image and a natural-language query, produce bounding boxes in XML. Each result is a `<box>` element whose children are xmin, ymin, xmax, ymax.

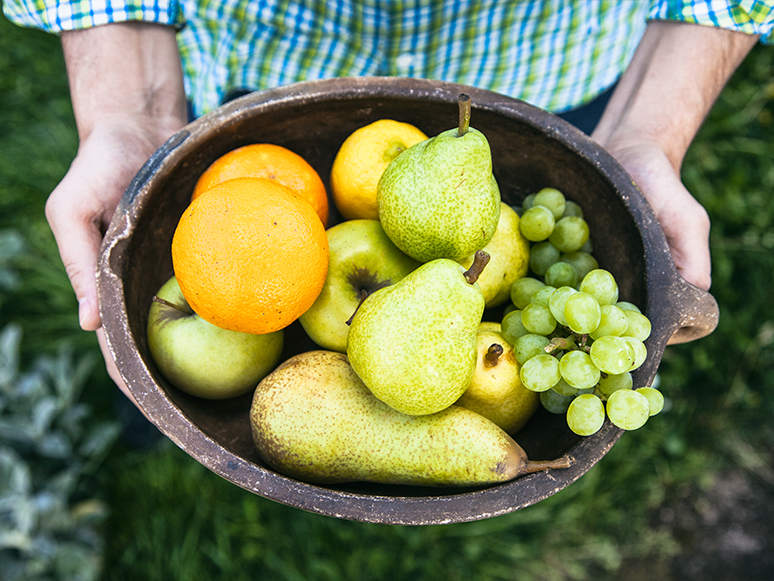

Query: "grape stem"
<box><xmin>545</xmin><ymin>336</ymin><xmax>574</xmax><ymax>354</ymax></box>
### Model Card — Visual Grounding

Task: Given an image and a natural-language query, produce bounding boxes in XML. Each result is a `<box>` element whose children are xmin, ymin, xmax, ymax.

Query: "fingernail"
<box><xmin>78</xmin><ymin>298</ymin><xmax>92</xmax><ymax>329</ymax></box>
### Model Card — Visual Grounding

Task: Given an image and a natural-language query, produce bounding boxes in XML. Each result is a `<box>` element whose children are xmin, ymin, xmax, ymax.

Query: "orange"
<box><xmin>192</xmin><ymin>143</ymin><xmax>329</xmax><ymax>226</ymax></box>
<box><xmin>330</xmin><ymin>120</ymin><xmax>428</xmax><ymax>220</ymax></box>
<box><xmin>172</xmin><ymin>177</ymin><xmax>329</xmax><ymax>335</ymax></box>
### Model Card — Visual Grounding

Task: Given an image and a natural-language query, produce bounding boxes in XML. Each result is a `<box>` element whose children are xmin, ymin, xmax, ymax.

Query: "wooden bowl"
<box><xmin>97</xmin><ymin>77</ymin><xmax>718</xmax><ymax>525</ymax></box>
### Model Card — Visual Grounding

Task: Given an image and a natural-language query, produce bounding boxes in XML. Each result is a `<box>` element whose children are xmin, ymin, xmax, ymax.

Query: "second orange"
<box><xmin>192</xmin><ymin>143</ymin><xmax>329</xmax><ymax>226</ymax></box>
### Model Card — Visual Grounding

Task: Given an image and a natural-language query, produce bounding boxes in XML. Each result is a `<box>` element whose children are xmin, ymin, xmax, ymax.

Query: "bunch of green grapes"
<box><xmin>506</xmin><ymin>188</ymin><xmax>664</xmax><ymax>436</ymax></box>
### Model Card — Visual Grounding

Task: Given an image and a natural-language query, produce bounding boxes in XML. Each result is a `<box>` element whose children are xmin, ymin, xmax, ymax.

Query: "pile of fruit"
<box><xmin>146</xmin><ymin>95</ymin><xmax>661</xmax><ymax>488</ymax></box>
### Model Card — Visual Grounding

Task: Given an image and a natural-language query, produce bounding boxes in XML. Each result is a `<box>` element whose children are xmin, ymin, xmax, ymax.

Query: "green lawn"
<box><xmin>1</xmin><ymin>12</ymin><xmax>773</xmax><ymax>581</ymax></box>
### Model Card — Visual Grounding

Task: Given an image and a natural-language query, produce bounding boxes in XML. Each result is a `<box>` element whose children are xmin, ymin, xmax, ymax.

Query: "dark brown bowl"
<box><xmin>97</xmin><ymin>77</ymin><xmax>718</xmax><ymax>525</ymax></box>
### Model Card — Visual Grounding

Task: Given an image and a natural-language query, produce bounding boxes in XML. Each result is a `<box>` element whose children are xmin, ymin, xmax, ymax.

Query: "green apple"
<box><xmin>457</xmin><ymin>202</ymin><xmax>530</xmax><ymax>308</ymax></box>
<box><xmin>147</xmin><ymin>276</ymin><xmax>283</xmax><ymax>399</ymax></box>
<box><xmin>299</xmin><ymin>219</ymin><xmax>421</xmax><ymax>352</ymax></box>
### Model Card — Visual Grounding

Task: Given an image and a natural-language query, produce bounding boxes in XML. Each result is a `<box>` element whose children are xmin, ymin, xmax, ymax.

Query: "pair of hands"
<box><xmin>49</xmin><ymin>20</ymin><xmax>755</xmax><ymax>404</ymax></box>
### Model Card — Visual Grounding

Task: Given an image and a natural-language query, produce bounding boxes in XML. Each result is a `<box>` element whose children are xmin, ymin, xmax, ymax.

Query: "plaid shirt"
<box><xmin>5</xmin><ymin>0</ymin><xmax>774</xmax><ymax>117</ymax></box>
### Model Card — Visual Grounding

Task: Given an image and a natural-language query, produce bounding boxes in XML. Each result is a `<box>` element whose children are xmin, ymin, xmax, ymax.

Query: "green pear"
<box><xmin>455</xmin><ymin>323</ymin><xmax>540</xmax><ymax>434</ymax></box>
<box><xmin>457</xmin><ymin>203</ymin><xmax>530</xmax><ymax>308</ymax></box>
<box><xmin>299</xmin><ymin>220</ymin><xmax>420</xmax><ymax>353</ymax></box>
<box><xmin>347</xmin><ymin>252</ymin><xmax>491</xmax><ymax>416</ymax></box>
<box><xmin>377</xmin><ymin>94</ymin><xmax>501</xmax><ymax>263</ymax></box>
<box><xmin>250</xmin><ymin>350</ymin><xmax>572</xmax><ymax>486</ymax></box>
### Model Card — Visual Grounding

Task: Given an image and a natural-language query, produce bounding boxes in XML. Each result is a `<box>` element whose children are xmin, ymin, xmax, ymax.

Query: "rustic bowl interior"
<box><xmin>99</xmin><ymin>78</ymin><xmax>715</xmax><ymax>525</ymax></box>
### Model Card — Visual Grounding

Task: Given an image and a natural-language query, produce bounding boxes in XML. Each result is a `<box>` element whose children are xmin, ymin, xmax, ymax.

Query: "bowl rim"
<box><xmin>96</xmin><ymin>76</ymin><xmax>715</xmax><ymax>524</ymax></box>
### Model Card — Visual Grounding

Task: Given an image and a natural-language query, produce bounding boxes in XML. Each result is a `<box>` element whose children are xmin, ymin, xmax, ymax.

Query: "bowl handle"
<box><xmin>663</xmin><ymin>277</ymin><xmax>719</xmax><ymax>345</ymax></box>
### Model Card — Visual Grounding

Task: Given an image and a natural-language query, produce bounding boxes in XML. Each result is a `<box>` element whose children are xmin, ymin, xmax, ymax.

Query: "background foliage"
<box><xmin>1</xmin><ymin>12</ymin><xmax>773</xmax><ymax>581</ymax></box>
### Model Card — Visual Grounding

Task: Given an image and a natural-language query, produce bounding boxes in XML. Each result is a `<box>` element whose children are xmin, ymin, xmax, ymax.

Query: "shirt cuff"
<box><xmin>648</xmin><ymin>1</ymin><xmax>774</xmax><ymax>43</ymax></box>
<box><xmin>3</xmin><ymin>0</ymin><xmax>184</xmax><ymax>33</ymax></box>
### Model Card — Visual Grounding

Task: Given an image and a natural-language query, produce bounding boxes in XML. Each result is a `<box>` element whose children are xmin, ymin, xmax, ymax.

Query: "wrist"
<box><xmin>592</xmin><ymin>20</ymin><xmax>758</xmax><ymax>170</ymax></box>
<box><xmin>61</xmin><ymin>22</ymin><xmax>187</xmax><ymax>143</ymax></box>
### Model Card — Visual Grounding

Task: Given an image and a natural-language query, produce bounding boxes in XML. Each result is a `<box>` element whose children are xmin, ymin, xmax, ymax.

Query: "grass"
<box><xmin>1</xmin><ymin>11</ymin><xmax>773</xmax><ymax>580</ymax></box>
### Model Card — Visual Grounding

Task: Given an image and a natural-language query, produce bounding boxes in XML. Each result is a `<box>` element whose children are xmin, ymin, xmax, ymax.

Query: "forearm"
<box><xmin>62</xmin><ymin>22</ymin><xmax>187</xmax><ymax>143</ymax></box>
<box><xmin>592</xmin><ymin>20</ymin><xmax>759</xmax><ymax>169</ymax></box>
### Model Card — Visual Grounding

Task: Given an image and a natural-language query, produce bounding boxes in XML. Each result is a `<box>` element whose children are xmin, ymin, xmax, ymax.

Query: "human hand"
<box><xmin>594</xmin><ymin>139</ymin><xmax>711</xmax><ymax>290</ymax></box>
<box><xmin>46</xmin><ymin>120</ymin><xmax>179</xmax><ymax>330</ymax></box>
<box><xmin>590</xmin><ymin>20</ymin><xmax>757</xmax><ymax>292</ymax></box>
<box><xmin>54</xmin><ymin>23</ymin><xmax>186</xmax><ymax>402</ymax></box>
<box><xmin>46</xmin><ymin>118</ymin><xmax>184</xmax><ymax>403</ymax></box>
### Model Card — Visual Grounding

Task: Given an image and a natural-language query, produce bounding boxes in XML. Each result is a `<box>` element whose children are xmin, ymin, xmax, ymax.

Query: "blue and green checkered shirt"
<box><xmin>5</xmin><ymin>0</ymin><xmax>774</xmax><ymax>117</ymax></box>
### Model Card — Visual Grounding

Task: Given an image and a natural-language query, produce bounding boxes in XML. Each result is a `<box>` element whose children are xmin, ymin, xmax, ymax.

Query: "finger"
<box><xmin>45</xmin><ymin>180</ymin><xmax>105</xmax><ymax>332</ymax></box>
<box><xmin>659</xmin><ymin>198</ymin><xmax>712</xmax><ymax>291</ymax></box>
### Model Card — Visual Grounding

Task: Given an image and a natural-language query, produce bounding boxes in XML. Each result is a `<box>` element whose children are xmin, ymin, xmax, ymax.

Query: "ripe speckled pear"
<box><xmin>346</xmin><ymin>251</ymin><xmax>490</xmax><ymax>416</ymax></box>
<box><xmin>455</xmin><ymin>323</ymin><xmax>540</xmax><ymax>434</ymax></box>
<box><xmin>457</xmin><ymin>203</ymin><xmax>530</xmax><ymax>308</ymax></box>
<box><xmin>377</xmin><ymin>94</ymin><xmax>501</xmax><ymax>263</ymax></box>
<box><xmin>250</xmin><ymin>350</ymin><xmax>572</xmax><ymax>486</ymax></box>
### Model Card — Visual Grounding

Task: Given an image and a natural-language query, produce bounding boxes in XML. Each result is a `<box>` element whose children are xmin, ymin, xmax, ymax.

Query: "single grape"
<box><xmin>616</xmin><ymin>301</ymin><xmax>641</xmax><ymax>314</ymax></box>
<box><xmin>522</xmin><ymin>193</ymin><xmax>537</xmax><ymax>211</ymax></box>
<box><xmin>560</xmin><ymin>251</ymin><xmax>598</xmax><ymax>281</ymax></box>
<box><xmin>589</xmin><ymin>304</ymin><xmax>630</xmax><ymax>340</ymax></box>
<box><xmin>637</xmin><ymin>387</ymin><xmax>665</xmax><ymax>416</ymax></box>
<box><xmin>544</xmin><ymin>261</ymin><xmax>579</xmax><ymax>288</ymax></box>
<box><xmin>606</xmin><ymin>389</ymin><xmax>650</xmax><ymax>430</ymax></box>
<box><xmin>533</xmin><ymin>187</ymin><xmax>566</xmax><ymax>220</ymax></box>
<box><xmin>552</xmin><ymin>377</ymin><xmax>580</xmax><ymax>396</ymax></box>
<box><xmin>510</xmin><ymin>277</ymin><xmax>546</xmax><ymax>309</ymax></box>
<box><xmin>549</xmin><ymin>216</ymin><xmax>590</xmax><ymax>253</ymax></box>
<box><xmin>548</xmin><ymin>286</ymin><xmax>577</xmax><ymax>326</ymax></box>
<box><xmin>513</xmin><ymin>334</ymin><xmax>552</xmax><ymax>365</ymax></box>
<box><xmin>596</xmin><ymin>371</ymin><xmax>633</xmax><ymax>398</ymax></box>
<box><xmin>562</xmin><ymin>200</ymin><xmax>584</xmax><ymax>219</ymax></box>
<box><xmin>623</xmin><ymin>310</ymin><xmax>652</xmax><ymax>341</ymax></box>
<box><xmin>501</xmin><ymin>310</ymin><xmax>529</xmax><ymax>344</ymax></box>
<box><xmin>564</xmin><ymin>291</ymin><xmax>602</xmax><ymax>334</ymax></box>
<box><xmin>521</xmin><ymin>303</ymin><xmax>557</xmax><ymax>335</ymax></box>
<box><xmin>566</xmin><ymin>394</ymin><xmax>605</xmax><ymax>436</ymax></box>
<box><xmin>589</xmin><ymin>335</ymin><xmax>636</xmax><ymax>374</ymax></box>
<box><xmin>520</xmin><ymin>354</ymin><xmax>561</xmax><ymax>392</ymax></box>
<box><xmin>503</xmin><ymin>303</ymin><xmax>517</xmax><ymax>317</ymax></box>
<box><xmin>520</xmin><ymin>205</ymin><xmax>556</xmax><ymax>242</ymax></box>
<box><xmin>530</xmin><ymin>285</ymin><xmax>557</xmax><ymax>306</ymax></box>
<box><xmin>622</xmin><ymin>336</ymin><xmax>647</xmax><ymax>370</ymax></box>
<box><xmin>559</xmin><ymin>350</ymin><xmax>601</xmax><ymax>389</ymax></box>
<box><xmin>579</xmin><ymin>269</ymin><xmax>619</xmax><ymax>305</ymax></box>
<box><xmin>540</xmin><ymin>389</ymin><xmax>574</xmax><ymax>414</ymax></box>
<box><xmin>529</xmin><ymin>241</ymin><xmax>561</xmax><ymax>276</ymax></box>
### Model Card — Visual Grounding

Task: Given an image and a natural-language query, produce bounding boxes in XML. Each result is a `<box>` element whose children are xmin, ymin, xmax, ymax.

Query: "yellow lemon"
<box><xmin>330</xmin><ymin>119</ymin><xmax>428</xmax><ymax>220</ymax></box>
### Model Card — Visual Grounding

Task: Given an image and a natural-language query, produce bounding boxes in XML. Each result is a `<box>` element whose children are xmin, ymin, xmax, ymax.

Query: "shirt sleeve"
<box><xmin>648</xmin><ymin>1</ymin><xmax>774</xmax><ymax>43</ymax></box>
<box><xmin>2</xmin><ymin>0</ymin><xmax>184</xmax><ymax>33</ymax></box>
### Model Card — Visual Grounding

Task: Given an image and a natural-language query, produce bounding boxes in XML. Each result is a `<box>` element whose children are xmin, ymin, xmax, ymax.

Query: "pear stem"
<box><xmin>463</xmin><ymin>250</ymin><xmax>490</xmax><ymax>285</ymax></box>
<box><xmin>345</xmin><ymin>289</ymin><xmax>370</xmax><ymax>326</ymax></box>
<box><xmin>457</xmin><ymin>94</ymin><xmax>471</xmax><ymax>137</ymax></box>
<box><xmin>152</xmin><ymin>295</ymin><xmax>190</xmax><ymax>315</ymax></box>
<box><xmin>522</xmin><ymin>456</ymin><xmax>574</xmax><ymax>474</ymax></box>
<box><xmin>484</xmin><ymin>344</ymin><xmax>503</xmax><ymax>367</ymax></box>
